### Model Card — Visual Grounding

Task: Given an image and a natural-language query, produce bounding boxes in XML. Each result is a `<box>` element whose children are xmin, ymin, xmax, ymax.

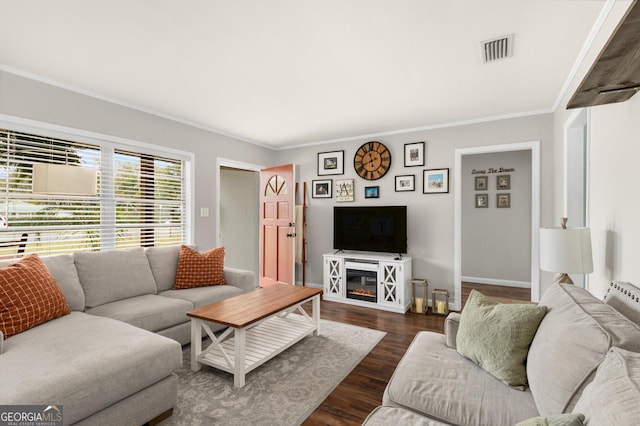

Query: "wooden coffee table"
<box><xmin>187</xmin><ymin>284</ymin><xmax>323</xmax><ymax>387</ymax></box>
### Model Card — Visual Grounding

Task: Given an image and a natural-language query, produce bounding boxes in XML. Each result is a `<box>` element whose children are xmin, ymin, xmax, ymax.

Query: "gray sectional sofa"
<box><xmin>364</xmin><ymin>282</ymin><xmax>640</xmax><ymax>425</ymax></box>
<box><xmin>0</xmin><ymin>246</ymin><xmax>256</xmax><ymax>425</ymax></box>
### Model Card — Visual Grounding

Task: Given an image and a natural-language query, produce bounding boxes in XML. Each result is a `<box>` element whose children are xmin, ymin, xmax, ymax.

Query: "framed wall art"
<box><xmin>317</xmin><ymin>150</ymin><xmax>344</xmax><ymax>176</ymax></box>
<box><xmin>475</xmin><ymin>194</ymin><xmax>488</xmax><ymax>208</ymax></box>
<box><xmin>475</xmin><ymin>176</ymin><xmax>488</xmax><ymax>191</ymax></box>
<box><xmin>497</xmin><ymin>193</ymin><xmax>511</xmax><ymax>208</ymax></box>
<box><xmin>404</xmin><ymin>142</ymin><xmax>425</xmax><ymax>167</ymax></box>
<box><xmin>335</xmin><ymin>179</ymin><xmax>355</xmax><ymax>202</ymax></box>
<box><xmin>311</xmin><ymin>179</ymin><xmax>332</xmax><ymax>198</ymax></box>
<box><xmin>423</xmin><ymin>168</ymin><xmax>449</xmax><ymax>194</ymax></box>
<box><xmin>364</xmin><ymin>186</ymin><xmax>379</xmax><ymax>199</ymax></box>
<box><xmin>497</xmin><ymin>174</ymin><xmax>511</xmax><ymax>190</ymax></box>
<box><xmin>395</xmin><ymin>175</ymin><xmax>415</xmax><ymax>192</ymax></box>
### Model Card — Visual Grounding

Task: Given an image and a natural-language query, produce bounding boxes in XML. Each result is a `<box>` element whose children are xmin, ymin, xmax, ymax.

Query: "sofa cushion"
<box><xmin>85</xmin><ymin>294</ymin><xmax>193</xmax><ymax>332</ymax></box>
<box><xmin>456</xmin><ymin>290</ymin><xmax>546</xmax><ymax>389</ymax></box>
<box><xmin>145</xmin><ymin>245</ymin><xmax>197</xmax><ymax>292</ymax></box>
<box><xmin>74</xmin><ymin>248</ymin><xmax>158</xmax><ymax>308</ymax></box>
<box><xmin>0</xmin><ymin>254</ymin><xmax>70</xmax><ymax>337</ymax></box>
<box><xmin>527</xmin><ymin>284</ymin><xmax>640</xmax><ymax>416</ymax></box>
<box><xmin>515</xmin><ymin>413</ymin><xmax>585</xmax><ymax>426</ymax></box>
<box><xmin>0</xmin><ymin>311</ymin><xmax>182</xmax><ymax>425</ymax></box>
<box><xmin>363</xmin><ymin>406</ymin><xmax>450</xmax><ymax>426</ymax></box>
<box><xmin>384</xmin><ymin>331</ymin><xmax>539</xmax><ymax>426</ymax></box>
<box><xmin>573</xmin><ymin>347</ymin><xmax>640</xmax><ymax>425</ymax></box>
<box><xmin>174</xmin><ymin>245</ymin><xmax>226</xmax><ymax>289</ymax></box>
<box><xmin>160</xmin><ymin>284</ymin><xmax>243</xmax><ymax>308</ymax></box>
<box><xmin>0</xmin><ymin>254</ymin><xmax>85</xmax><ymax>311</ymax></box>
<box><xmin>41</xmin><ymin>255</ymin><xmax>85</xmax><ymax>311</ymax></box>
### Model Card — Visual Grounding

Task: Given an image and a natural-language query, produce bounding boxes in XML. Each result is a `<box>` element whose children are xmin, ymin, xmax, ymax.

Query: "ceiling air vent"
<box><xmin>481</xmin><ymin>34</ymin><xmax>514</xmax><ymax>63</ymax></box>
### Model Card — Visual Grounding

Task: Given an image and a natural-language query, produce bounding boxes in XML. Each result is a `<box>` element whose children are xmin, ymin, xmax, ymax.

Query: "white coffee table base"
<box><xmin>190</xmin><ymin>295</ymin><xmax>320</xmax><ymax>388</ymax></box>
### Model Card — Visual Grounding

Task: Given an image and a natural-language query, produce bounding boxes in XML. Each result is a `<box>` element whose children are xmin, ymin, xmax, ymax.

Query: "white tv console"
<box><xmin>322</xmin><ymin>252</ymin><xmax>412</xmax><ymax>314</ymax></box>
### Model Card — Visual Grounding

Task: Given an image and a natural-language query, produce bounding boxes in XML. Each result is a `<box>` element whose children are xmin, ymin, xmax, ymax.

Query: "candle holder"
<box><xmin>411</xmin><ymin>279</ymin><xmax>428</xmax><ymax>314</ymax></box>
<box><xmin>432</xmin><ymin>289</ymin><xmax>449</xmax><ymax>316</ymax></box>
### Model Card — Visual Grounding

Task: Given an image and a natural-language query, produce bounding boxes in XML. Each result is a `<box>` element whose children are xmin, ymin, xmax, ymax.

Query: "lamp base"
<box><xmin>554</xmin><ymin>273</ymin><xmax>574</xmax><ymax>285</ymax></box>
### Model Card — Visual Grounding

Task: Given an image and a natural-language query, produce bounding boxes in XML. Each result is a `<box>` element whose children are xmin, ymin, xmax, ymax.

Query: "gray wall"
<box><xmin>0</xmin><ymin>69</ymin><xmax>557</xmax><ymax>302</ymax></box>
<box><xmin>461</xmin><ymin>150</ymin><xmax>532</xmax><ymax>284</ymax></box>
<box><xmin>0</xmin><ymin>70</ymin><xmax>277</xmax><ymax>251</ymax></box>
<box><xmin>276</xmin><ymin>114</ymin><xmax>555</xmax><ymax>299</ymax></box>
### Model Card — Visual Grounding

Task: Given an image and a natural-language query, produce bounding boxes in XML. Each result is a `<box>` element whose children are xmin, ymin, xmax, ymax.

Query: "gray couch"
<box><xmin>364</xmin><ymin>282</ymin><xmax>640</xmax><ymax>425</ymax></box>
<box><xmin>0</xmin><ymin>246</ymin><xmax>256</xmax><ymax>425</ymax></box>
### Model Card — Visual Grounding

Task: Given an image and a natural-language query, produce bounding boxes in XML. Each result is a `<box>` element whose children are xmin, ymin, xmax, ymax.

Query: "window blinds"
<box><xmin>0</xmin><ymin>129</ymin><xmax>188</xmax><ymax>257</ymax></box>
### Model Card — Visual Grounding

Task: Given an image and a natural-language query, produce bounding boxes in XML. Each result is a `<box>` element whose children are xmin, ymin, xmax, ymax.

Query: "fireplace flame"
<box><xmin>349</xmin><ymin>288</ymin><xmax>376</xmax><ymax>297</ymax></box>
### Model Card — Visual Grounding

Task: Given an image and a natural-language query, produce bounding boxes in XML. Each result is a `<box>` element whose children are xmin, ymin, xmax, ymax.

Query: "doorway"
<box><xmin>216</xmin><ymin>159</ymin><xmax>262</xmax><ymax>279</ymax></box>
<box><xmin>461</xmin><ymin>150</ymin><xmax>532</xmax><ymax>298</ymax></box>
<box><xmin>454</xmin><ymin>141</ymin><xmax>541</xmax><ymax>311</ymax></box>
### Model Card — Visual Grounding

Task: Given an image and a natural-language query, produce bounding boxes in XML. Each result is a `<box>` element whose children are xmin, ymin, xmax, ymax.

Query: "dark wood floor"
<box><xmin>461</xmin><ymin>281</ymin><xmax>531</xmax><ymax>305</ymax></box>
<box><xmin>301</xmin><ymin>282</ymin><xmax>531</xmax><ymax>425</ymax></box>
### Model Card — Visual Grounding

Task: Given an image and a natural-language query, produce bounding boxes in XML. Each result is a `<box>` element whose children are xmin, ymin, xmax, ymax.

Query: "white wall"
<box><xmin>0</xmin><ymin>70</ymin><xmax>277</xmax><ymax>251</ymax></box>
<box><xmin>277</xmin><ymin>114</ymin><xmax>555</xmax><ymax>300</ymax></box>
<box><xmin>461</xmin><ymin>150</ymin><xmax>532</xmax><ymax>284</ymax></box>
<box><xmin>555</xmin><ymin>95</ymin><xmax>640</xmax><ymax>298</ymax></box>
<box><xmin>552</xmin><ymin>0</ymin><xmax>638</xmax><ymax>299</ymax></box>
<box><xmin>588</xmin><ymin>95</ymin><xmax>640</xmax><ymax>297</ymax></box>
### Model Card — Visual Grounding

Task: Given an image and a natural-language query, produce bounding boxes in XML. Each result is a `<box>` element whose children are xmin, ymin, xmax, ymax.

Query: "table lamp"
<box><xmin>540</xmin><ymin>217</ymin><xmax>593</xmax><ymax>284</ymax></box>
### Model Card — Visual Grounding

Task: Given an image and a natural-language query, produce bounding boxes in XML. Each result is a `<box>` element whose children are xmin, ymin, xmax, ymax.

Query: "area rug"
<box><xmin>163</xmin><ymin>317</ymin><xmax>386</xmax><ymax>426</ymax></box>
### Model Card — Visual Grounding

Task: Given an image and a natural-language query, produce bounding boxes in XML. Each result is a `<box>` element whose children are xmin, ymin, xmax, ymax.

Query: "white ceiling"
<box><xmin>0</xmin><ymin>1</ymin><xmax>615</xmax><ymax>148</ymax></box>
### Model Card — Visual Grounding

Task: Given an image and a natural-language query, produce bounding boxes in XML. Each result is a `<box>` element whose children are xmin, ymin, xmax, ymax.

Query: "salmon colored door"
<box><xmin>259</xmin><ymin>164</ymin><xmax>295</xmax><ymax>287</ymax></box>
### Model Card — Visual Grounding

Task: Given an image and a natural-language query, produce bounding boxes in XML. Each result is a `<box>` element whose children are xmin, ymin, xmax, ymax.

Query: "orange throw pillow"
<box><xmin>0</xmin><ymin>254</ymin><xmax>70</xmax><ymax>338</ymax></box>
<box><xmin>174</xmin><ymin>245</ymin><xmax>226</xmax><ymax>289</ymax></box>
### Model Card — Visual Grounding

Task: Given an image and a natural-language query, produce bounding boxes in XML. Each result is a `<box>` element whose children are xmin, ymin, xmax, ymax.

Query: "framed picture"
<box><xmin>475</xmin><ymin>194</ymin><xmax>488</xmax><ymax>208</ymax></box>
<box><xmin>423</xmin><ymin>168</ymin><xmax>449</xmax><ymax>194</ymax></box>
<box><xmin>475</xmin><ymin>176</ymin><xmax>488</xmax><ymax>191</ymax></box>
<box><xmin>317</xmin><ymin>150</ymin><xmax>344</xmax><ymax>176</ymax></box>
<box><xmin>311</xmin><ymin>179</ymin><xmax>332</xmax><ymax>198</ymax></box>
<box><xmin>395</xmin><ymin>175</ymin><xmax>415</xmax><ymax>192</ymax></box>
<box><xmin>404</xmin><ymin>142</ymin><xmax>425</xmax><ymax>167</ymax></box>
<box><xmin>365</xmin><ymin>186</ymin><xmax>379</xmax><ymax>199</ymax></box>
<box><xmin>335</xmin><ymin>179</ymin><xmax>355</xmax><ymax>202</ymax></box>
<box><xmin>497</xmin><ymin>174</ymin><xmax>511</xmax><ymax>190</ymax></box>
<box><xmin>497</xmin><ymin>193</ymin><xmax>511</xmax><ymax>208</ymax></box>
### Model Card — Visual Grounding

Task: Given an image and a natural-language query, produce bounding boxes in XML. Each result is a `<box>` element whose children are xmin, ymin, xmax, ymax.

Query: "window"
<box><xmin>114</xmin><ymin>149</ymin><xmax>185</xmax><ymax>249</ymax></box>
<box><xmin>0</xmin><ymin>128</ymin><xmax>190</xmax><ymax>257</ymax></box>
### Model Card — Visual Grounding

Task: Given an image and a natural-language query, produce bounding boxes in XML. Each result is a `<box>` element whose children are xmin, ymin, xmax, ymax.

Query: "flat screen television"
<box><xmin>333</xmin><ymin>206</ymin><xmax>407</xmax><ymax>254</ymax></box>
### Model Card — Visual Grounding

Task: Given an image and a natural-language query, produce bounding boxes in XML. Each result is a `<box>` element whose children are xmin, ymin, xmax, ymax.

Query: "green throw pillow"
<box><xmin>515</xmin><ymin>413</ymin><xmax>585</xmax><ymax>426</ymax></box>
<box><xmin>456</xmin><ymin>290</ymin><xmax>547</xmax><ymax>389</ymax></box>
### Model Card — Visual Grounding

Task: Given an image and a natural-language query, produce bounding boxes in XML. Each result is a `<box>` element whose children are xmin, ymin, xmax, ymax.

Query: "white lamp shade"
<box><xmin>32</xmin><ymin>163</ymin><xmax>97</xmax><ymax>196</ymax></box>
<box><xmin>540</xmin><ymin>227</ymin><xmax>593</xmax><ymax>274</ymax></box>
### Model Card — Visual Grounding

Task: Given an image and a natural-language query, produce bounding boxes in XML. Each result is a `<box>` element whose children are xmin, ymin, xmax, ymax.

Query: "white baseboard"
<box><xmin>461</xmin><ymin>276</ymin><xmax>531</xmax><ymax>289</ymax></box>
<box><xmin>296</xmin><ymin>281</ymin><xmax>323</xmax><ymax>289</ymax></box>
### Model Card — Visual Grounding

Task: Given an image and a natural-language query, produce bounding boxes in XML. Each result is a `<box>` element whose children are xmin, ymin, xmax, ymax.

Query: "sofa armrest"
<box><xmin>604</xmin><ymin>281</ymin><xmax>640</xmax><ymax>326</ymax></box>
<box><xmin>224</xmin><ymin>267</ymin><xmax>257</xmax><ymax>293</ymax></box>
<box><xmin>444</xmin><ymin>312</ymin><xmax>461</xmax><ymax>349</ymax></box>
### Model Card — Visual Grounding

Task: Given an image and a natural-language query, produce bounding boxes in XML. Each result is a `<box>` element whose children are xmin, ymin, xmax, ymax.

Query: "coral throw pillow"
<box><xmin>174</xmin><ymin>245</ymin><xmax>226</xmax><ymax>289</ymax></box>
<box><xmin>0</xmin><ymin>254</ymin><xmax>70</xmax><ymax>338</ymax></box>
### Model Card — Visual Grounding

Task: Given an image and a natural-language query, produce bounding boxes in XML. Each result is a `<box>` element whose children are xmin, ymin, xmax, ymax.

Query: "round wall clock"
<box><xmin>353</xmin><ymin>141</ymin><xmax>392</xmax><ymax>181</ymax></box>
